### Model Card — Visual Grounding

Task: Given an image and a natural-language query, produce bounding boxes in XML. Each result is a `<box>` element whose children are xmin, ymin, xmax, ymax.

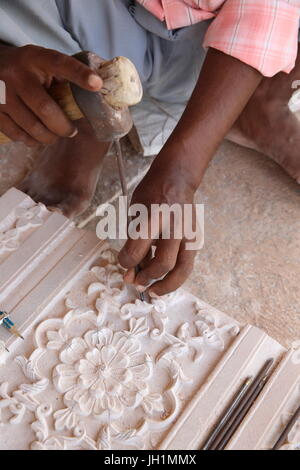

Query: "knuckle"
<box><xmin>30</xmin><ymin>121</ymin><xmax>45</xmax><ymax>136</ymax></box>
<box><xmin>0</xmin><ymin>118</ymin><xmax>23</xmax><ymax>142</ymax></box>
<box><xmin>137</xmin><ymin>272</ymin><xmax>149</xmax><ymax>285</ymax></box>
<box><xmin>74</xmin><ymin>62</ymin><xmax>89</xmax><ymax>80</ymax></box>
<box><xmin>20</xmin><ymin>44</ymin><xmax>39</xmax><ymax>55</ymax></box>
<box><xmin>157</xmin><ymin>261</ymin><xmax>173</xmax><ymax>274</ymax></box>
<box><xmin>18</xmin><ymin>45</ymin><xmax>40</xmax><ymax>64</ymax></box>
<box><xmin>26</xmin><ymin>139</ymin><xmax>39</xmax><ymax>147</ymax></box>
<box><xmin>19</xmin><ymin>44</ymin><xmax>36</xmax><ymax>57</ymax></box>
<box><xmin>119</xmin><ymin>248</ymin><xmax>140</xmax><ymax>268</ymax></box>
<box><xmin>14</xmin><ymin>131</ymin><xmax>27</xmax><ymax>142</ymax></box>
<box><xmin>157</xmin><ymin>253</ymin><xmax>177</xmax><ymax>273</ymax></box>
<box><xmin>38</xmin><ymin>99</ymin><xmax>56</xmax><ymax>116</ymax></box>
<box><xmin>13</xmin><ymin>81</ymin><xmax>28</xmax><ymax>97</ymax></box>
<box><xmin>178</xmin><ymin>261</ymin><xmax>193</xmax><ymax>278</ymax></box>
<box><xmin>29</xmin><ymin>121</ymin><xmax>54</xmax><ymax>142</ymax></box>
<box><xmin>44</xmin><ymin>134</ymin><xmax>58</xmax><ymax>145</ymax></box>
<box><xmin>126</xmin><ymin>252</ymin><xmax>140</xmax><ymax>266</ymax></box>
<box><xmin>49</xmin><ymin>51</ymin><xmax>67</xmax><ymax>68</ymax></box>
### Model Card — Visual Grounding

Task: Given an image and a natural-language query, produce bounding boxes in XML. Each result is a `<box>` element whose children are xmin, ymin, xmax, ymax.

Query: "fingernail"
<box><xmin>137</xmin><ymin>285</ymin><xmax>146</xmax><ymax>293</ymax></box>
<box><xmin>88</xmin><ymin>74</ymin><xmax>102</xmax><ymax>90</ymax></box>
<box><xmin>149</xmin><ymin>290</ymin><xmax>159</xmax><ymax>298</ymax></box>
<box><xmin>123</xmin><ymin>273</ymin><xmax>132</xmax><ymax>283</ymax></box>
<box><xmin>68</xmin><ymin>128</ymin><xmax>78</xmax><ymax>138</ymax></box>
<box><xmin>48</xmin><ymin>206</ymin><xmax>63</xmax><ymax>214</ymax></box>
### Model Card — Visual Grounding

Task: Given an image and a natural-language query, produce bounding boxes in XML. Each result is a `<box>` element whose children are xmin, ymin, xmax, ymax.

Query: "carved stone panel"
<box><xmin>0</xmin><ymin>189</ymin><xmax>298</xmax><ymax>450</ymax></box>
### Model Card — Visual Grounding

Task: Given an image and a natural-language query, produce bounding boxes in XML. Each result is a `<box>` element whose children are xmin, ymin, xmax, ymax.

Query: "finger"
<box><xmin>9</xmin><ymin>95</ymin><xmax>58</xmax><ymax>145</ymax></box>
<box><xmin>123</xmin><ymin>248</ymin><xmax>153</xmax><ymax>284</ymax></box>
<box><xmin>123</xmin><ymin>268</ymin><xmax>136</xmax><ymax>284</ymax></box>
<box><xmin>135</xmin><ymin>238</ymin><xmax>181</xmax><ymax>289</ymax></box>
<box><xmin>0</xmin><ymin>113</ymin><xmax>38</xmax><ymax>146</ymax></box>
<box><xmin>140</xmin><ymin>246</ymin><xmax>155</xmax><ymax>269</ymax></box>
<box><xmin>119</xmin><ymin>202</ymin><xmax>164</xmax><ymax>270</ymax></box>
<box><xmin>119</xmin><ymin>234</ymin><xmax>155</xmax><ymax>270</ymax></box>
<box><xmin>118</xmin><ymin>211</ymin><xmax>156</xmax><ymax>270</ymax></box>
<box><xmin>38</xmin><ymin>49</ymin><xmax>103</xmax><ymax>91</ymax></box>
<box><xmin>149</xmin><ymin>243</ymin><xmax>197</xmax><ymax>296</ymax></box>
<box><xmin>18</xmin><ymin>76</ymin><xmax>78</xmax><ymax>138</ymax></box>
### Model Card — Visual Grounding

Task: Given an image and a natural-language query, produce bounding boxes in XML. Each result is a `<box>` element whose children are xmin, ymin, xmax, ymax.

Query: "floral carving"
<box><xmin>0</xmin><ymin>204</ymin><xmax>44</xmax><ymax>256</ymax></box>
<box><xmin>0</xmin><ymin>249</ymin><xmax>239</xmax><ymax>450</ymax></box>
<box><xmin>0</xmin><ymin>229</ymin><xmax>19</xmax><ymax>253</ymax></box>
<box><xmin>54</xmin><ymin>328</ymin><xmax>152</xmax><ymax>417</ymax></box>
<box><xmin>15</xmin><ymin>206</ymin><xmax>43</xmax><ymax>229</ymax></box>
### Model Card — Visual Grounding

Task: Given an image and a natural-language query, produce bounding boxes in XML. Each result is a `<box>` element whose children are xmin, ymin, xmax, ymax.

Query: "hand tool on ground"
<box><xmin>213</xmin><ymin>358</ymin><xmax>274</xmax><ymax>450</ymax></box>
<box><xmin>202</xmin><ymin>376</ymin><xmax>253</xmax><ymax>450</ymax></box>
<box><xmin>0</xmin><ymin>52</ymin><xmax>145</xmax><ymax>300</ymax></box>
<box><xmin>0</xmin><ymin>310</ymin><xmax>24</xmax><ymax>341</ymax></box>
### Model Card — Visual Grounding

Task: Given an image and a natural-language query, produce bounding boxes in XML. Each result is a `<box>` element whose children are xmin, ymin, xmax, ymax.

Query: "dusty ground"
<box><xmin>0</xmin><ymin>137</ymin><xmax>299</xmax><ymax>347</ymax></box>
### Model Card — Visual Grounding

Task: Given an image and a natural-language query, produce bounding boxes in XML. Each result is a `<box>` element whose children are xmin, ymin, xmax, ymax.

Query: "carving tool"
<box><xmin>115</xmin><ymin>139</ymin><xmax>145</xmax><ymax>302</ymax></box>
<box><xmin>70</xmin><ymin>53</ymin><xmax>145</xmax><ymax>301</ymax></box>
<box><xmin>0</xmin><ymin>53</ymin><xmax>143</xmax><ymax>144</ymax></box>
<box><xmin>0</xmin><ymin>52</ymin><xmax>145</xmax><ymax>300</ymax></box>
<box><xmin>204</xmin><ymin>358</ymin><xmax>274</xmax><ymax>450</ymax></box>
<box><xmin>202</xmin><ymin>376</ymin><xmax>253</xmax><ymax>450</ymax></box>
<box><xmin>0</xmin><ymin>311</ymin><xmax>24</xmax><ymax>340</ymax></box>
<box><xmin>214</xmin><ymin>358</ymin><xmax>274</xmax><ymax>450</ymax></box>
<box><xmin>272</xmin><ymin>404</ymin><xmax>300</xmax><ymax>450</ymax></box>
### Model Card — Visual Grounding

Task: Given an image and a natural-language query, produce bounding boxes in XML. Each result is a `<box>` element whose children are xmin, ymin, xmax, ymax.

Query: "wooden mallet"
<box><xmin>0</xmin><ymin>51</ymin><xmax>143</xmax><ymax>144</ymax></box>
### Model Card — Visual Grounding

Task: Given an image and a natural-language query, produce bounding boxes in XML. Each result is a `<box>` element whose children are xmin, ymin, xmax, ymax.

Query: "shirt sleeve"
<box><xmin>203</xmin><ymin>0</ymin><xmax>300</xmax><ymax>76</ymax></box>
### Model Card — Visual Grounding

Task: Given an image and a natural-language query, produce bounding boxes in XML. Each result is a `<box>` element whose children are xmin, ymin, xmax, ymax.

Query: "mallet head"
<box><xmin>70</xmin><ymin>52</ymin><xmax>143</xmax><ymax>142</ymax></box>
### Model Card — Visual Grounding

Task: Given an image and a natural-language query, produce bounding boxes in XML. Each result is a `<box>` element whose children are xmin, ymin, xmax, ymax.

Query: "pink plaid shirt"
<box><xmin>137</xmin><ymin>0</ymin><xmax>300</xmax><ymax>76</ymax></box>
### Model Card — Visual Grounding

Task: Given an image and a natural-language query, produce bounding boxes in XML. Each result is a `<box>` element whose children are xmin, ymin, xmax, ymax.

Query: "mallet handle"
<box><xmin>0</xmin><ymin>56</ymin><xmax>143</xmax><ymax>144</ymax></box>
<box><xmin>0</xmin><ymin>81</ymin><xmax>83</xmax><ymax>144</ymax></box>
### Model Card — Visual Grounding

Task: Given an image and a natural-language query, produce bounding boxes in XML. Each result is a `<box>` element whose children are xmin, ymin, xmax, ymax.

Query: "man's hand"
<box><xmin>118</xmin><ymin>160</ymin><xmax>199</xmax><ymax>296</ymax></box>
<box><xmin>119</xmin><ymin>48</ymin><xmax>262</xmax><ymax>296</ymax></box>
<box><xmin>0</xmin><ymin>44</ymin><xmax>102</xmax><ymax>146</ymax></box>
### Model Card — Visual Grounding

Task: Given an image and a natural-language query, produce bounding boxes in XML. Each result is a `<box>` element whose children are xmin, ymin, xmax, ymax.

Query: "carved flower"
<box><xmin>0</xmin><ymin>229</ymin><xmax>19</xmax><ymax>253</ymax></box>
<box><xmin>15</xmin><ymin>206</ymin><xmax>43</xmax><ymax>229</ymax></box>
<box><xmin>54</xmin><ymin>328</ymin><xmax>152</xmax><ymax>418</ymax></box>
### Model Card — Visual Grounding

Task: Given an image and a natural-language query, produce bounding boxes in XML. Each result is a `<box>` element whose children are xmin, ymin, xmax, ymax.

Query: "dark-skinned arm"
<box><xmin>149</xmin><ymin>47</ymin><xmax>262</xmax><ymax>190</ymax></box>
<box><xmin>119</xmin><ymin>48</ymin><xmax>263</xmax><ymax>296</ymax></box>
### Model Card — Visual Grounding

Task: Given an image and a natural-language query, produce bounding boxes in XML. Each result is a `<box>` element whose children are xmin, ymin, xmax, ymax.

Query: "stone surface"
<box><xmin>185</xmin><ymin>141</ymin><xmax>300</xmax><ymax>348</ymax></box>
<box><xmin>0</xmin><ymin>189</ymin><xmax>240</xmax><ymax>449</ymax></box>
<box><xmin>84</xmin><ymin>139</ymin><xmax>300</xmax><ymax>348</ymax></box>
<box><xmin>227</xmin><ymin>348</ymin><xmax>300</xmax><ymax>451</ymax></box>
<box><xmin>0</xmin><ymin>188</ymin><xmax>298</xmax><ymax>451</ymax></box>
<box><xmin>162</xmin><ymin>327</ymin><xmax>300</xmax><ymax>451</ymax></box>
<box><xmin>0</xmin><ymin>136</ymin><xmax>300</xmax><ymax>349</ymax></box>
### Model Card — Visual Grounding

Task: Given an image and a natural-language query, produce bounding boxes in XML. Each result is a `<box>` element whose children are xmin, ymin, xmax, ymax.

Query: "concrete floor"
<box><xmin>1</xmin><ymin>137</ymin><xmax>299</xmax><ymax>348</ymax></box>
<box><xmin>187</xmin><ymin>141</ymin><xmax>300</xmax><ymax>348</ymax></box>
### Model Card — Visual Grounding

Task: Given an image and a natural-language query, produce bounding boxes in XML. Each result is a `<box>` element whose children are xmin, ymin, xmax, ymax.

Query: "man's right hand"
<box><xmin>0</xmin><ymin>44</ymin><xmax>103</xmax><ymax>146</ymax></box>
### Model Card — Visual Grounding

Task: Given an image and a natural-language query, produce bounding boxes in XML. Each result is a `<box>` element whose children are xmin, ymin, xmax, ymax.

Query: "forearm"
<box><xmin>151</xmin><ymin>48</ymin><xmax>262</xmax><ymax>190</ymax></box>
